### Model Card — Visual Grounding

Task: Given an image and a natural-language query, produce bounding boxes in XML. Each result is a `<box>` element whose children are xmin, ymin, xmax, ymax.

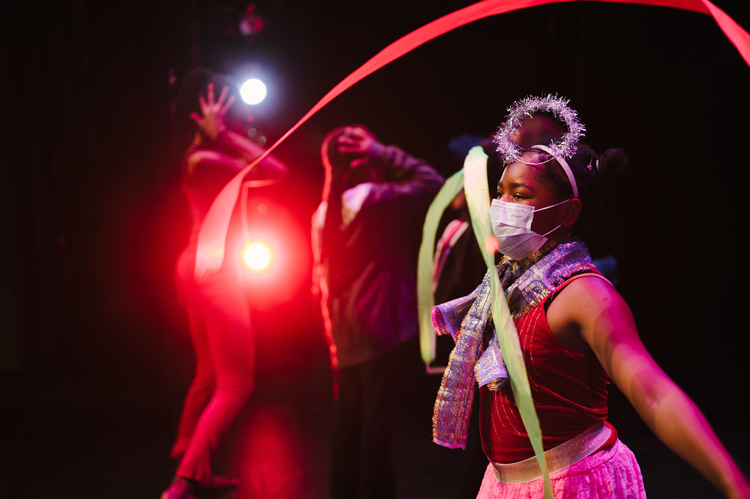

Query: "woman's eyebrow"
<box><xmin>510</xmin><ymin>182</ymin><xmax>534</xmax><ymax>191</ymax></box>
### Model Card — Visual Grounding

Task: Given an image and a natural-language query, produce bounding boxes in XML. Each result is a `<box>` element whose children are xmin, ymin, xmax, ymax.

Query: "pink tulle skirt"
<box><xmin>477</xmin><ymin>440</ymin><xmax>646</xmax><ymax>499</ymax></box>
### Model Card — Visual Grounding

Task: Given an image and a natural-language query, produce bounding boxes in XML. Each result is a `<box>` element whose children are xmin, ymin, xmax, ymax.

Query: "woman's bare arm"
<box><xmin>212</xmin><ymin>129</ymin><xmax>288</xmax><ymax>181</ymax></box>
<box><xmin>547</xmin><ymin>278</ymin><xmax>750</xmax><ymax>499</ymax></box>
<box><xmin>185</xmin><ymin>149</ymin><xmax>246</xmax><ymax>183</ymax></box>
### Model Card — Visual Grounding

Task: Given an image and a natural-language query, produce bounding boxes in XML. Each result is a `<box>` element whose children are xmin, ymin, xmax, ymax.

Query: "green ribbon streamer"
<box><xmin>417</xmin><ymin>170</ymin><xmax>465</xmax><ymax>366</ymax></box>
<box><xmin>463</xmin><ymin>146</ymin><xmax>553</xmax><ymax>499</ymax></box>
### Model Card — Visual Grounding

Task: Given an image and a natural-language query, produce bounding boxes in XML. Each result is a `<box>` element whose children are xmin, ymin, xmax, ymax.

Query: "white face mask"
<box><xmin>489</xmin><ymin>198</ymin><xmax>570</xmax><ymax>260</ymax></box>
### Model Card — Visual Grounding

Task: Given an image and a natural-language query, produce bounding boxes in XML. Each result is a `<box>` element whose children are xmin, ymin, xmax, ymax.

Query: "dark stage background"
<box><xmin>1</xmin><ymin>1</ymin><xmax>749</xmax><ymax>498</ymax></box>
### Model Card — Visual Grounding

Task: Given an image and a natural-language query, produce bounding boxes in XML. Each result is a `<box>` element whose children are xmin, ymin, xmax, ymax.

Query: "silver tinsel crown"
<box><xmin>492</xmin><ymin>94</ymin><xmax>585</xmax><ymax>164</ymax></box>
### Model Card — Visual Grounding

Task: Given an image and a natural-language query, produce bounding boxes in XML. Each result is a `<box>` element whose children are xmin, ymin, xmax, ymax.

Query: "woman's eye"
<box><xmin>512</xmin><ymin>193</ymin><xmax>525</xmax><ymax>201</ymax></box>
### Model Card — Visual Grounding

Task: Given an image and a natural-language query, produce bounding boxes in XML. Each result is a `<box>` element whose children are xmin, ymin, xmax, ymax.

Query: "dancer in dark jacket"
<box><xmin>312</xmin><ymin>125</ymin><xmax>443</xmax><ymax>499</ymax></box>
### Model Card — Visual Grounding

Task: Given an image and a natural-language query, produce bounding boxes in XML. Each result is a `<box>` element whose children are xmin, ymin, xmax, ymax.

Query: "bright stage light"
<box><xmin>240</xmin><ymin>78</ymin><xmax>267</xmax><ymax>105</ymax></box>
<box><xmin>245</xmin><ymin>243</ymin><xmax>271</xmax><ymax>270</ymax></box>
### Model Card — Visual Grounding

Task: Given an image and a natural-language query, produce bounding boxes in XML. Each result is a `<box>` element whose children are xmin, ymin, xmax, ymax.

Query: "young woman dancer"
<box><xmin>162</xmin><ymin>68</ymin><xmax>287</xmax><ymax>499</ymax></box>
<box><xmin>432</xmin><ymin>96</ymin><xmax>750</xmax><ymax>498</ymax></box>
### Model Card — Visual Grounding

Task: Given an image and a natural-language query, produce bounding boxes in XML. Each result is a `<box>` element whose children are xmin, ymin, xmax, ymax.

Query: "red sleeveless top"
<box><xmin>479</xmin><ymin>275</ymin><xmax>610</xmax><ymax>464</ymax></box>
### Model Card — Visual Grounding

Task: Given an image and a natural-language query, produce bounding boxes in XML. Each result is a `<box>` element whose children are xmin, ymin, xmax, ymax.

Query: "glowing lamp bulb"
<box><xmin>240</xmin><ymin>78</ymin><xmax>267</xmax><ymax>105</ymax></box>
<box><xmin>244</xmin><ymin>243</ymin><xmax>270</xmax><ymax>270</ymax></box>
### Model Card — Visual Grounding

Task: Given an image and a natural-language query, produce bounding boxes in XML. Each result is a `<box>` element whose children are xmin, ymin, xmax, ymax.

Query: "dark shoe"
<box><xmin>161</xmin><ymin>478</ymin><xmax>196</xmax><ymax>499</ymax></box>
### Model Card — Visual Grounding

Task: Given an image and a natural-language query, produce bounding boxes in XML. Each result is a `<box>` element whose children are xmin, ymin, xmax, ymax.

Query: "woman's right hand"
<box><xmin>190</xmin><ymin>82</ymin><xmax>235</xmax><ymax>141</ymax></box>
<box><xmin>337</xmin><ymin>126</ymin><xmax>385</xmax><ymax>169</ymax></box>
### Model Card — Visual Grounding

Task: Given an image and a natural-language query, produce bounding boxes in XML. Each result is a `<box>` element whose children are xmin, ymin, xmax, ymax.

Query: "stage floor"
<box><xmin>1</xmin><ymin>337</ymin><xmax>745</xmax><ymax>499</ymax></box>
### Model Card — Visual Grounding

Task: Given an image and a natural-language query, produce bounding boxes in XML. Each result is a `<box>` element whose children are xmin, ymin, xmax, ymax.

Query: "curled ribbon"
<box><xmin>416</xmin><ymin>170</ymin><xmax>465</xmax><ymax>367</ymax></box>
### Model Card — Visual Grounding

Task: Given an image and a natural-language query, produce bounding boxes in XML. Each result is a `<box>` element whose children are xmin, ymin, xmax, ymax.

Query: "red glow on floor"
<box><xmin>234</xmin><ymin>406</ymin><xmax>308</xmax><ymax>499</ymax></box>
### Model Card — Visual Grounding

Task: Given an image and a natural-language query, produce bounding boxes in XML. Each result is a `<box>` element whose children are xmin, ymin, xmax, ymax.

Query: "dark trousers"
<box><xmin>330</xmin><ymin>343</ymin><xmax>409</xmax><ymax>499</ymax></box>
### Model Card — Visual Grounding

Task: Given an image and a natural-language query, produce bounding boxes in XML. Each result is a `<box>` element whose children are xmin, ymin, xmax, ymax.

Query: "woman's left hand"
<box><xmin>190</xmin><ymin>82</ymin><xmax>235</xmax><ymax>141</ymax></box>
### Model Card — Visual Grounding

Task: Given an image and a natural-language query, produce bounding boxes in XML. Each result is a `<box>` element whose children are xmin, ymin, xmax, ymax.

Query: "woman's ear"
<box><xmin>560</xmin><ymin>198</ymin><xmax>582</xmax><ymax>227</ymax></box>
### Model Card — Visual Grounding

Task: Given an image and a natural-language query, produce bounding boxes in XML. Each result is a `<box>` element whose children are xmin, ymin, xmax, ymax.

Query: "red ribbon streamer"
<box><xmin>195</xmin><ymin>0</ymin><xmax>749</xmax><ymax>280</ymax></box>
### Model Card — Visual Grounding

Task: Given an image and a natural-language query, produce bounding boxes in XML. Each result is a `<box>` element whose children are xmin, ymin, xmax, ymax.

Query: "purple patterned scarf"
<box><xmin>432</xmin><ymin>236</ymin><xmax>596</xmax><ymax>449</ymax></box>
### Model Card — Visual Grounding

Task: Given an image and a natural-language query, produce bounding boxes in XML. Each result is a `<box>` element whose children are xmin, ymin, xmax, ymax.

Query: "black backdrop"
<box><xmin>1</xmin><ymin>0</ymin><xmax>749</xmax><ymax>492</ymax></box>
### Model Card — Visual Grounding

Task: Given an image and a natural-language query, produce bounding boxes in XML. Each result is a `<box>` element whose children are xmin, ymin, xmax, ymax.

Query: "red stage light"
<box><xmin>237</xmin><ymin>194</ymin><xmax>310</xmax><ymax>310</ymax></box>
<box><xmin>244</xmin><ymin>242</ymin><xmax>270</xmax><ymax>270</ymax></box>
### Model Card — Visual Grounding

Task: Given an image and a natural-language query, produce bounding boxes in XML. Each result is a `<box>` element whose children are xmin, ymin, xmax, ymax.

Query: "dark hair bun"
<box><xmin>597</xmin><ymin>148</ymin><xmax>628</xmax><ymax>184</ymax></box>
